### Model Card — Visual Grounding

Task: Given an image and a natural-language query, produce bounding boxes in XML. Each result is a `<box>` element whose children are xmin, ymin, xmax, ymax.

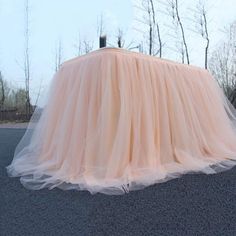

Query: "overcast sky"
<box><xmin>0</xmin><ymin>0</ymin><xmax>235</xmax><ymax>103</ymax></box>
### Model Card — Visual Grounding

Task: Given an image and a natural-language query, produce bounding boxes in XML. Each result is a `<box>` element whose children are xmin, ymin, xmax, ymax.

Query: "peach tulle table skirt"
<box><xmin>6</xmin><ymin>47</ymin><xmax>236</xmax><ymax>194</ymax></box>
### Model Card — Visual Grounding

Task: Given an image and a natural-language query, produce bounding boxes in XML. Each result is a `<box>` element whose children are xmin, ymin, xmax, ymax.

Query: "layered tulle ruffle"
<box><xmin>6</xmin><ymin>48</ymin><xmax>236</xmax><ymax>194</ymax></box>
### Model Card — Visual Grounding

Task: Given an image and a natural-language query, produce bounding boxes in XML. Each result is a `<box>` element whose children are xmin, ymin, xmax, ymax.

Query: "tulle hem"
<box><xmin>6</xmin><ymin>158</ymin><xmax>236</xmax><ymax>195</ymax></box>
<box><xmin>6</xmin><ymin>48</ymin><xmax>236</xmax><ymax>195</ymax></box>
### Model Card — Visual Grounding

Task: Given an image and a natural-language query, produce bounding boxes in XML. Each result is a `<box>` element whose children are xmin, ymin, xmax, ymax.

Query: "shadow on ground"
<box><xmin>1</xmin><ymin>128</ymin><xmax>236</xmax><ymax>236</ymax></box>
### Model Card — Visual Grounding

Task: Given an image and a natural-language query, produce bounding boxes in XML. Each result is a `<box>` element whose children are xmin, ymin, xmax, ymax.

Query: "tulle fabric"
<box><xmin>6</xmin><ymin>47</ymin><xmax>236</xmax><ymax>195</ymax></box>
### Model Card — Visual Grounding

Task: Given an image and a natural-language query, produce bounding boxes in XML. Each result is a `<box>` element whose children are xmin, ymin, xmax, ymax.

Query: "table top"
<box><xmin>62</xmin><ymin>47</ymin><xmax>206</xmax><ymax>73</ymax></box>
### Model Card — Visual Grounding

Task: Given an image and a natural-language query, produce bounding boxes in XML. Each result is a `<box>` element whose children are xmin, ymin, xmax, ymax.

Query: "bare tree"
<box><xmin>117</xmin><ymin>28</ymin><xmax>124</xmax><ymax>48</ymax></box>
<box><xmin>0</xmin><ymin>71</ymin><xmax>5</xmax><ymax>109</ymax></box>
<box><xmin>133</xmin><ymin>0</ymin><xmax>164</xmax><ymax>56</ymax></box>
<box><xmin>55</xmin><ymin>39</ymin><xmax>63</xmax><ymax>72</ymax></box>
<box><xmin>74</xmin><ymin>33</ymin><xmax>83</xmax><ymax>56</ymax></box>
<box><xmin>168</xmin><ymin>0</ymin><xmax>190</xmax><ymax>64</ymax></box>
<box><xmin>149</xmin><ymin>0</ymin><xmax>162</xmax><ymax>57</ymax></box>
<box><xmin>14</xmin><ymin>88</ymin><xmax>28</xmax><ymax>113</ymax></box>
<box><xmin>24</xmin><ymin>0</ymin><xmax>31</xmax><ymax>118</ymax></box>
<box><xmin>97</xmin><ymin>13</ymin><xmax>106</xmax><ymax>37</ymax></box>
<box><xmin>97</xmin><ymin>13</ymin><xmax>110</xmax><ymax>48</ymax></box>
<box><xmin>133</xmin><ymin>0</ymin><xmax>154</xmax><ymax>55</ymax></box>
<box><xmin>190</xmin><ymin>0</ymin><xmax>210</xmax><ymax>69</ymax></box>
<box><xmin>177</xmin><ymin>41</ymin><xmax>185</xmax><ymax>63</ymax></box>
<box><xmin>34</xmin><ymin>78</ymin><xmax>43</xmax><ymax>109</ymax></box>
<box><xmin>112</xmin><ymin>28</ymin><xmax>137</xmax><ymax>50</ymax></box>
<box><xmin>83</xmin><ymin>39</ymin><xmax>94</xmax><ymax>53</ymax></box>
<box><xmin>147</xmin><ymin>1</ymin><xmax>153</xmax><ymax>55</ymax></box>
<box><xmin>201</xmin><ymin>5</ymin><xmax>209</xmax><ymax>69</ymax></box>
<box><xmin>74</xmin><ymin>34</ymin><xmax>93</xmax><ymax>56</ymax></box>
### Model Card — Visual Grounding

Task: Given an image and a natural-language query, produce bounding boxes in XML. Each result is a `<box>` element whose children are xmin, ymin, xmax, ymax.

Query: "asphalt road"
<box><xmin>1</xmin><ymin>128</ymin><xmax>236</xmax><ymax>236</ymax></box>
